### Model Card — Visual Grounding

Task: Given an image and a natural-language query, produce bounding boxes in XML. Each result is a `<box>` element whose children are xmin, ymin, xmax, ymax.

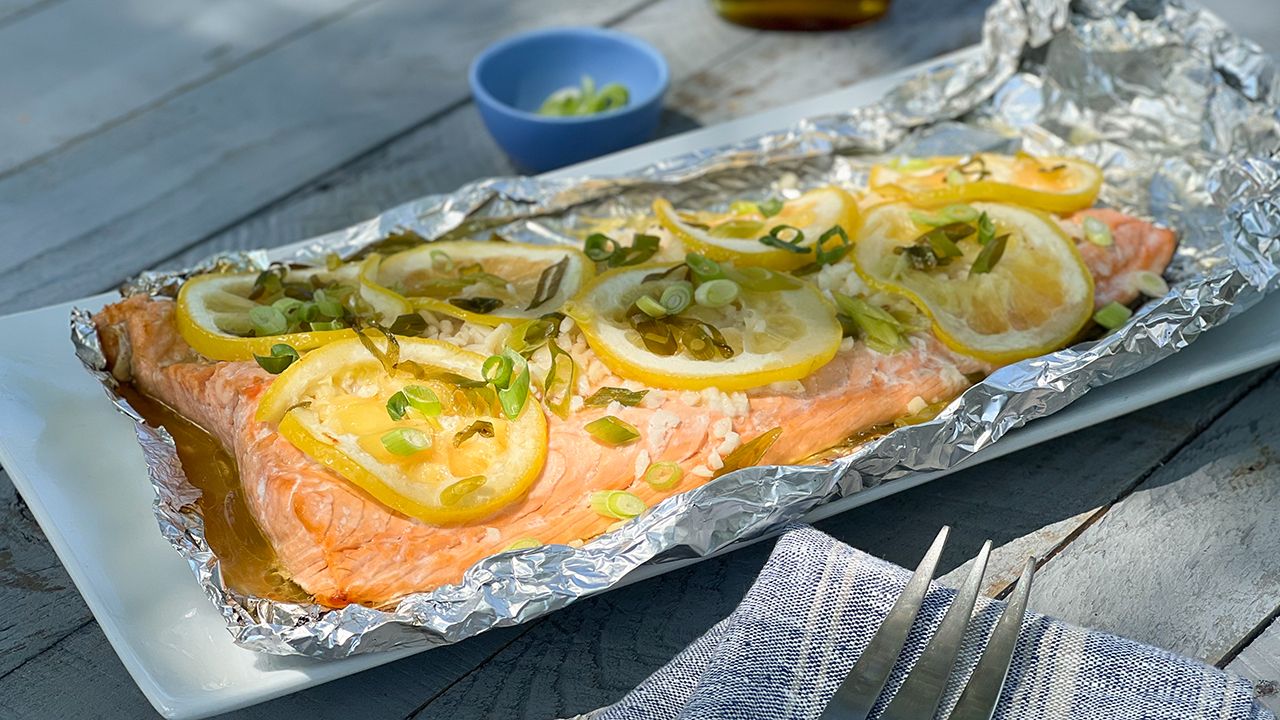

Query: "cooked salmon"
<box><xmin>93</xmin><ymin>209</ymin><xmax>1175</xmax><ymax>607</ymax></box>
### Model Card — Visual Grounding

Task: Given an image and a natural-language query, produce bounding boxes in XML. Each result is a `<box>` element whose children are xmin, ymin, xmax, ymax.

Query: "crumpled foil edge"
<box><xmin>71</xmin><ymin>0</ymin><xmax>1280</xmax><ymax>658</ymax></box>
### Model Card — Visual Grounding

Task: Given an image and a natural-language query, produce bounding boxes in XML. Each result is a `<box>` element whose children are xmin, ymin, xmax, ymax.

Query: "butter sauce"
<box><xmin>119</xmin><ymin>386</ymin><xmax>311</xmax><ymax>603</ymax></box>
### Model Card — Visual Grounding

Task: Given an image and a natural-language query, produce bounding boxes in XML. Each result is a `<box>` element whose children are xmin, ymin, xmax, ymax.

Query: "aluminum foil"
<box><xmin>72</xmin><ymin>0</ymin><xmax>1280</xmax><ymax>658</ymax></box>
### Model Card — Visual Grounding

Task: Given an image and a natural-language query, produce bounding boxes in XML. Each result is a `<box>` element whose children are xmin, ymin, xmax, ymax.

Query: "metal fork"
<box><xmin>819</xmin><ymin>526</ymin><xmax>1036</xmax><ymax>720</ymax></box>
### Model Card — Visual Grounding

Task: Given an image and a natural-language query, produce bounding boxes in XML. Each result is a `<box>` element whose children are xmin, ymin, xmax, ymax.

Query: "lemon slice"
<box><xmin>176</xmin><ymin>271</ymin><xmax>358</xmax><ymax>361</ymax></box>
<box><xmin>869</xmin><ymin>154</ymin><xmax>1102</xmax><ymax>214</ymax></box>
<box><xmin>567</xmin><ymin>264</ymin><xmax>841</xmax><ymax>391</ymax></box>
<box><xmin>380</xmin><ymin>240</ymin><xmax>592</xmax><ymax>327</ymax></box>
<box><xmin>258</xmin><ymin>336</ymin><xmax>547</xmax><ymax>525</ymax></box>
<box><xmin>357</xmin><ymin>254</ymin><xmax>414</xmax><ymax>322</ymax></box>
<box><xmin>654</xmin><ymin>186</ymin><xmax>860</xmax><ymax>271</ymax></box>
<box><xmin>852</xmin><ymin>202</ymin><xmax>1094</xmax><ymax>364</ymax></box>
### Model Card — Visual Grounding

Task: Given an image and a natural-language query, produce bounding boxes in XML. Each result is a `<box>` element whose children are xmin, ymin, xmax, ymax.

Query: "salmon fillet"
<box><xmin>94</xmin><ymin>209</ymin><xmax>1175</xmax><ymax>607</ymax></box>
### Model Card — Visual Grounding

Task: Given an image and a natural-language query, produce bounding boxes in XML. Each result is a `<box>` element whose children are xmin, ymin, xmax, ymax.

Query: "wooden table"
<box><xmin>2</xmin><ymin>1</ymin><xmax>1279</xmax><ymax>717</ymax></box>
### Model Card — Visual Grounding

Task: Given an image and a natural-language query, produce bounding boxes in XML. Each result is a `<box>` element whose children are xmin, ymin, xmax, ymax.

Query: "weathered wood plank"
<box><xmin>405</xmin><ymin>375</ymin><xmax>1265</xmax><ymax>718</ymax></box>
<box><xmin>0</xmin><ymin>0</ymin><xmax>653</xmax><ymax>314</ymax></box>
<box><xmin>937</xmin><ymin>508</ymin><xmax>1100</xmax><ymax>597</ymax></box>
<box><xmin>1028</xmin><ymin>368</ymin><xmax>1280</xmax><ymax>665</ymax></box>
<box><xmin>0</xmin><ymin>0</ymin><xmax>58</xmax><ymax>27</ymax></box>
<box><xmin>1228</xmin><ymin>617</ymin><xmax>1280</xmax><ymax>714</ymax></box>
<box><xmin>156</xmin><ymin>0</ymin><xmax>759</xmax><ymax>271</ymax></box>
<box><xmin>158</xmin><ymin>0</ymin><xmax>990</xmax><ymax>273</ymax></box>
<box><xmin>667</xmin><ymin>0</ymin><xmax>989</xmax><ymax>125</ymax></box>
<box><xmin>0</xmin><ymin>470</ymin><xmax>93</xmax><ymax>678</ymax></box>
<box><xmin>0</xmin><ymin>0</ymin><xmax>373</xmax><ymax>174</ymax></box>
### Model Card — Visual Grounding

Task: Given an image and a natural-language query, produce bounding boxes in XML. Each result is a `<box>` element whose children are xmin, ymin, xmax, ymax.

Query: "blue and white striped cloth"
<box><xmin>587</xmin><ymin>525</ymin><xmax>1273</xmax><ymax>720</ymax></box>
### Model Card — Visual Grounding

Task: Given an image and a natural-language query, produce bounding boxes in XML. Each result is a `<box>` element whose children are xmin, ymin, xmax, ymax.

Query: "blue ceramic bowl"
<box><xmin>469</xmin><ymin>27</ymin><xmax>669</xmax><ymax>173</ymax></box>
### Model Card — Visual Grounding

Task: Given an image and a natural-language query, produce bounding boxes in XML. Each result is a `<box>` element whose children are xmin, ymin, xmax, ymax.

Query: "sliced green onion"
<box><xmin>908</xmin><ymin>209</ymin><xmax>949</xmax><ymax>227</ymax></box>
<box><xmin>694</xmin><ymin>278</ymin><xmax>740</xmax><ymax>308</ymax></box>
<box><xmin>1133</xmin><ymin>271</ymin><xmax>1169</xmax><ymax>298</ymax></box>
<box><xmin>941</xmin><ymin>204</ymin><xmax>980</xmax><ymax>223</ymax></box>
<box><xmin>403</xmin><ymin>385</ymin><xmax>442</xmax><ymax>416</ymax></box>
<box><xmin>584</xmin><ymin>415</ymin><xmax>640</xmax><ymax>445</ymax></box>
<box><xmin>309</xmin><ymin>320</ymin><xmax>346</xmax><ymax>331</ymax></box>
<box><xmin>715</xmin><ymin>427</ymin><xmax>782</xmax><ymax>478</ymax></box>
<box><xmin>249</xmin><ymin>305</ymin><xmax>288</xmax><ymax>336</ymax></box>
<box><xmin>271</xmin><ymin>297</ymin><xmax>305</xmax><ymax>319</ymax></box>
<box><xmin>526</xmin><ymin>255</ymin><xmax>570</xmax><ymax>311</ymax></box>
<box><xmin>757</xmin><ymin>197</ymin><xmax>784</xmax><ymax>217</ymax></box>
<box><xmin>325</xmin><ymin>253</ymin><xmax>343</xmax><ymax>271</ymax></box>
<box><xmin>643</xmin><ymin>461</ymin><xmax>683</xmax><ymax>490</ymax></box>
<box><xmin>610</xmin><ymin>233</ymin><xmax>661</xmax><ymax>267</ymax></box>
<box><xmin>313</xmin><ymin>288</ymin><xmax>345</xmax><ymax>319</ymax></box>
<box><xmin>381</xmin><ymin>427</ymin><xmax>431</xmax><ymax>456</ymax></box>
<box><xmin>449</xmin><ymin>296</ymin><xmax>503</xmax><ymax>314</ymax></box>
<box><xmin>758</xmin><ymin>224</ymin><xmax>808</xmax><ymax>253</ymax></box>
<box><xmin>969</xmin><ymin>234</ymin><xmax>1009</xmax><ymax>276</ymax></box>
<box><xmin>584</xmin><ymin>233</ymin><xmax>619</xmax><ymax>262</ymax></box>
<box><xmin>810</xmin><ymin>225</ymin><xmax>851</xmax><ymax>268</ymax></box>
<box><xmin>589</xmin><ymin>490</ymin><xmax>646</xmax><ymax>520</ymax></box>
<box><xmin>635</xmin><ymin>295</ymin><xmax>668</xmax><ymax>318</ymax></box>
<box><xmin>482</xmin><ymin>353</ymin><xmax>514</xmax><ymax>388</ymax></box>
<box><xmin>728</xmin><ymin>200</ymin><xmax>759</xmax><ymax>216</ymax></box>
<box><xmin>724</xmin><ymin>266</ymin><xmax>802</xmax><ymax>291</ymax></box>
<box><xmin>253</xmin><ymin>343</ymin><xmax>300</xmax><ymax>374</ymax></box>
<box><xmin>946</xmin><ymin>168</ymin><xmax>965</xmax><ymax>185</ymax></box>
<box><xmin>1083</xmin><ymin>216</ymin><xmax>1114</xmax><ymax>247</ymax></box>
<box><xmin>386</xmin><ymin>391</ymin><xmax>411</xmax><ymax>421</ymax></box>
<box><xmin>430</xmin><ymin>249</ymin><xmax>453</xmax><ymax>272</ymax></box>
<box><xmin>584</xmin><ymin>387</ymin><xmax>648</xmax><ymax>408</ymax></box>
<box><xmin>685</xmin><ymin>252</ymin><xmax>722</xmax><ymax>281</ymax></box>
<box><xmin>977</xmin><ymin>211</ymin><xmax>996</xmax><ymax>245</ymax></box>
<box><xmin>1094</xmin><ymin>301</ymin><xmax>1132</xmax><ymax>330</ymax></box>
<box><xmin>659</xmin><ymin>281</ymin><xmax>694</xmax><ymax>314</ymax></box>
<box><xmin>497</xmin><ymin>350</ymin><xmax>531</xmax><ymax>419</ymax></box>
<box><xmin>506</xmin><ymin>537</ymin><xmax>541</xmax><ymax>551</ymax></box>
<box><xmin>543</xmin><ymin>339</ymin><xmax>576</xmax><ymax>420</ymax></box>
<box><xmin>834</xmin><ymin>293</ymin><xmax>907</xmax><ymax>354</ymax></box>
<box><xmin>453</xmin><ymin>420</ymin><xmax>495</xmax><ymax>447</ymax></box>
<box><xmin>440</xmin><ymin>475</ymin><xmax>485</xmax><ymax>506</ymax></box>
<box><xmin>388</xmin><ymin>313</ymin><xmax>427</xmax><ymax>336</ymax></box>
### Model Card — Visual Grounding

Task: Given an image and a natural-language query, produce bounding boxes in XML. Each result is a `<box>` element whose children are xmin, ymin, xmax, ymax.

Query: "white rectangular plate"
<box><xmin>1</xmin><ymin>49</ymin><xmax>1275</xmax><ymax>719</ymax></box>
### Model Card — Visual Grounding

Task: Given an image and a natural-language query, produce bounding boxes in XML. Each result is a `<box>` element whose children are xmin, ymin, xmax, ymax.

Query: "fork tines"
<box><xmin>819</xmin><ymin>527</ymin><xmax>1036</xmax><ymax>720</ymax></box>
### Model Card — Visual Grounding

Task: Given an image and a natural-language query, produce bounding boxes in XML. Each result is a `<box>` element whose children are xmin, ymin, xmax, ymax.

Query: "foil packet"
<box><xmin>71</xmin><ymin>0</ymin><xmax>1280</xmax><ymax>658</ymax></box>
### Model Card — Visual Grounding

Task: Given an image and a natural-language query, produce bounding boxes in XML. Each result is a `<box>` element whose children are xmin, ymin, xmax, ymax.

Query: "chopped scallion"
<box><xmin>643</xmin><ymin>461</ymin><xmax>683</xmax><ymax>490</ymax></box>
<box><xmin>1094</xmin><ymin>301</ymin><xmax>1132</xmax><ymax>329</ymax></box>
<box><xmin>249</xmin><ymin>305</ymin><xmax>288</xmax><ymax>336</ymax></box>
<box><xmin>659</xmin><ymin>281</ymin><xmax>694</xmax><ymax>314</ymax></box>
<box><xmin>404</xmin><ymin>385</ymin><xmax>442</xmax><ymax>416</ymax></box>
<box><xmin>635</xmin><ymin>295</ymin><xmax>668</xmax><ymax>318</ymax></box>
<box><xmin>584</xmin><ymin>415</ymin><xmax>640</xmax><ymax>445</ymax></box>
<box><xmin>584</xmin><ymin>387</ymin><xmax>648</xmax><ymax>408</ymax></box>
<box><xmin>909</xmin><ymin>209</ymin><xmax>948</xmax><ymax>227</ymax></box>
<box><xmin>1083</xmin><ymin>216</ymin><xmax>1114</xmax><ymax>247</ymax></box>
<box><xmin>589</xmin><ymin>490</ymin><xmax>646</xmax><ymax>520</ymax></box>
<box><xmin>453</xmin><ymin>420</ymin><xmax>495</xmax><ymax>447</ymax></box>
<box><xmin>685</xmin><ymin>252</ymin><xmax>722</xmax><ymax>281</ymax></box>
<box><xmin>1133</xmin><ymin>271</ymin><xmax>1169</xmax><ymax>298</ymax></box>
<box><xmin>694</xmin><ymin>278</ymin><xmax>740</xmax><ymax>308</ymax></box>
<box><xmin>381</xmin><ymin>427</ymin><xmax>431</xmax><ymax>456</ymax></box>
<box><xmin>482</xmin><ymin>353</ymin><xmax>514</xmax><ymax>388</ymax></box>
<box><xmin>941</xmin><ymin>204</ymin><xmax>980</xmax><ymax>223</ymax></box>
<box><xmin>757</xmin><ymin>197</ymin><xmax>784</xmax><ymax>217</ymax></box>
<box><xmin>496</xmin><ymin>350</ymin><xmax>531</xmax><ymax>419</ymax></box>
<box><xmin>430</xmin><ymin>249</ymin><xmax>453</xmax><ymax>272</ymax></box>
<box><xmin>253</xmin><ymin>343</ymin><xmax>299</xmax><ymax>374</ymax></box>
<box><xmin>969</xmin><ymin>233</ymin><xmax>1009</xmax><ymax>276</ymax></box>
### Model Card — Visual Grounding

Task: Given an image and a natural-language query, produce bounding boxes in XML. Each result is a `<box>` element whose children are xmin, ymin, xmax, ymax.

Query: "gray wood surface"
<box><xmin>1</xmin><ymin>0</ymin><xmax>1279</xmax><ymax>718</ymax></box>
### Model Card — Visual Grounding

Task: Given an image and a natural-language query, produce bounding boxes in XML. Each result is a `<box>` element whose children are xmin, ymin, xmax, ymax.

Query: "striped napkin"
<box><xmin>583</xmin><ymin>525</ymin><xmax>1272</xmax><ymax>720</ymax></box>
